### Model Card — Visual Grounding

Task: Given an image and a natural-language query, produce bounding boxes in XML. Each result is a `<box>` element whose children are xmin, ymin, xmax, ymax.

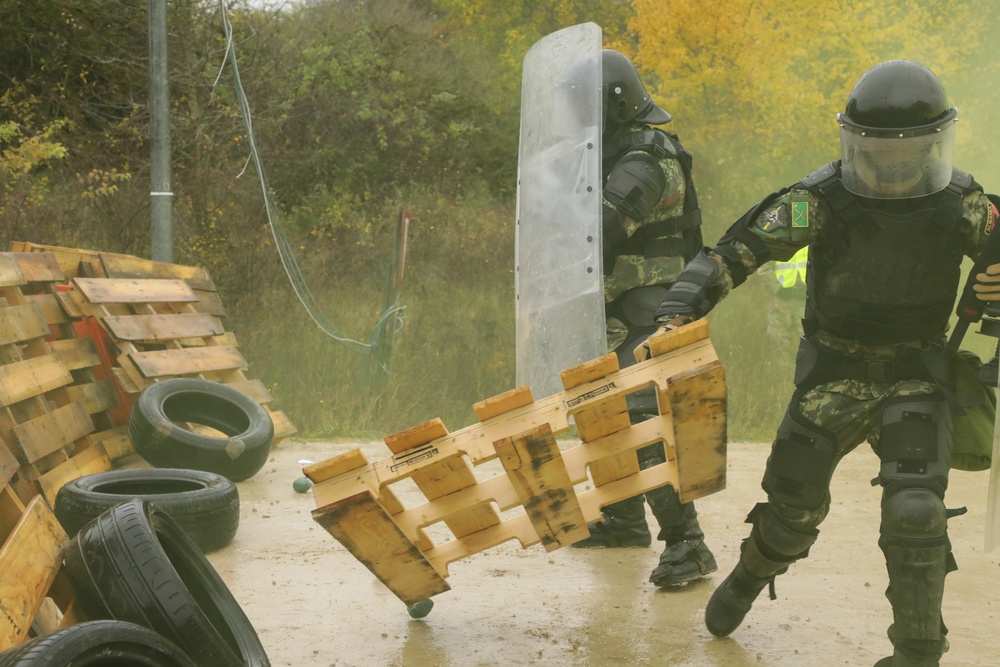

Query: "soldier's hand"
<box><xmin>974</xmin><ymin>262</ymin><xmax>1000</xmax><ymax>301</ymax></box>
<box><xmin>633</xmin><ymin>316</ymin><xmax>692</xmax><ymax>363</ymax></box>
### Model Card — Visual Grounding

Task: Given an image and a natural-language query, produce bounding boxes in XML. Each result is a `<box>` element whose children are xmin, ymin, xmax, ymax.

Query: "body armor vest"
<box><xmin>798</xmin><ymin>161</ymin><xmax>976</xmax><ymax>344</ymax></box>
<box><xmin>602</xmin><ymin>127</ymin><xmax>703</xmax><ymax>262</ymax></box>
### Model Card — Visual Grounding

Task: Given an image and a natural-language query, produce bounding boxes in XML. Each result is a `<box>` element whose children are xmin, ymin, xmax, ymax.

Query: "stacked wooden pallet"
<box><xmin>10</xmin><ymin>243</ymin><xmax>296</xmax><ymax>454</ymax></box>
<box><xmin>0</xmin><ymin>252</ymin><xmax>116</xmax><ymax>506</ymax></box>
<box><xmin>306</xmin><ymin>320</ymin><xmax>727</xmax><ymax>605</ymax></box>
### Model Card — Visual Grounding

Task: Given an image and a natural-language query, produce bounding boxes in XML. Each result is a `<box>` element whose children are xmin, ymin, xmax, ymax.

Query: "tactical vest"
<box><xmin>797</xmin><ymin>161</ymin><xmax>979</xmax><ymax>344</ymax></box>
<box><xmin>602</xmin><ymin>127</ymin><xmax>703</xmax><ymax>263</ymax></box>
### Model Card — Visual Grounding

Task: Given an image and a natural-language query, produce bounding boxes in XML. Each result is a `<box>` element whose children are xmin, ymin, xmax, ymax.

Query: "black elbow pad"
<box><xmin>654</xmin><ymin>250</ymin><xmax>721</xmax><ymax>319</ymax></box>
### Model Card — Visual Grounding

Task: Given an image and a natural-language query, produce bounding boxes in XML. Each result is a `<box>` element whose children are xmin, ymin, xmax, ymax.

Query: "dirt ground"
<box><xmin>187</xmin><ymin>438</ymin><xmax>1000</xmax><ymax>667</ymax></box>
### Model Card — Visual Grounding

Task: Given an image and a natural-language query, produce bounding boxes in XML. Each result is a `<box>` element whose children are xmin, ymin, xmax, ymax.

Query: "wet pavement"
<box><xmin>197</xmin><ymin>439</ymin><xmax>1000</xmax><ymax>666</ymax></box>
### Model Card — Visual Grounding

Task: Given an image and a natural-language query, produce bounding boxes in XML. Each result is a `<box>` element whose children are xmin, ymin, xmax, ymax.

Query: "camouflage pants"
<box><xmin>766</xmin><ymin>377</ymin><xmax>950</xmax><ymax>532</ymax></box>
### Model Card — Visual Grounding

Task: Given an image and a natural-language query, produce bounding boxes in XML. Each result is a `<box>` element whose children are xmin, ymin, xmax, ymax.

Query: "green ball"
<box><xmin>406</xmin><ymin>599</ymin><xmax>434</xmax><ymax>619</ymax></box>
<box><xmin>292</xmin><ymin>476</ymin><xmax>313</xmax><ymax>493</ymax></box>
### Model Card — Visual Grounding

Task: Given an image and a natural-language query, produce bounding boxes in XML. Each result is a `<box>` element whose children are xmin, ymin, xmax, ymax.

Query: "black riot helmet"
<box><xmin>837</xmin><ymin>60</ymin><xmax>957</xmax><ymax>199</ymax></box>
<box><xmin>602</xmin><ymin>50</ymin><xmax>671</xmax><ymax>129</ymax></box>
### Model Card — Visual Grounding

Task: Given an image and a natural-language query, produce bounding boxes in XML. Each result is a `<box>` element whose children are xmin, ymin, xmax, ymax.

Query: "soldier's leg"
<box><xmin>874</xmin><ymin>395</ymin><xmax>952</xmax><ymax>667</ymax></box>
<box><xmin>574</xmin><ymin>302</ymin><xmax>660</xmax><ymax>549</ymax></box>
<box><xmin>643</xmin><ymin>444</ymin><xmax>717</xmax><ymax>586</ymax></box>
<box><xmin>705</xmin><ymin>400</ymin><xmax>835</xmax><ymax>636</ymax></box>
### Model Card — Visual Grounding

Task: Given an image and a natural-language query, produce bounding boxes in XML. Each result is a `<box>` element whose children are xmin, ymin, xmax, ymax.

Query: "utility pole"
<box><xmin>149</xmin><ymin>0</ymin><xmax>173</xmax><ymax>262</ymax></box>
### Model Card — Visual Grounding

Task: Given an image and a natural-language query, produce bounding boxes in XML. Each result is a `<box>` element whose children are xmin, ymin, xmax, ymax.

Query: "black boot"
<box><xmin>705</xmin><ymin>504</ymin><xmax>817</xmax><ymax>637</ymax></box>
<box><xmin>647</xmin><ymin>486</ymin><xmax>717</xmax><ymax>586</ymax></box>
<box><xmin>571</xmin><ymin>495</ymin><xmax>651</xmax><ymax>548</ymax></box>
<box><xmin>873</xmin><ymin>637</ymin><xmax>946</xmax><ymax>667</ymax></box>
<box><xmin>704</xmin><ymin>559</ymin><xmax>772</xmax><ymax>637</ymax></box>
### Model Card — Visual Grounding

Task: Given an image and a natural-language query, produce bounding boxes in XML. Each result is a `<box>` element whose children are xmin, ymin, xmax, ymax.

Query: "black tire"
<box><xmin>64</xmin><ymin>499</ymin><xmax>270</xmax><ymax>667</ymax></box>
<box><xmin>54</xmin><ymin>468</ymin><xmax>240</xmax><ymax>553</ymax></box>
<box><xmin>129</xmin><ymin>378</ymin><xmax>274</xmax><ymax>482</ymax></box>
<box><xmin>0</xmin><ymin>620</ymin><xmax>197</xmax><ymax>666</ymax></box>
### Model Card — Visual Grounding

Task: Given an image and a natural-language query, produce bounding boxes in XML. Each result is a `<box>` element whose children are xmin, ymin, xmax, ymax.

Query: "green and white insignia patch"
<box><xmin>791</xmin><ymin>200</ymin><xmax>809</xmax><ymax>228</ymax></box>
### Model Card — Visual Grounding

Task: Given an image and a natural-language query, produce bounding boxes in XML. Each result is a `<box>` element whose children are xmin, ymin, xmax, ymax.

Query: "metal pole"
<box><xmin>149</xmin><ymin>0</ymin><xmax>173</xmax><ymax>263</ymax></box>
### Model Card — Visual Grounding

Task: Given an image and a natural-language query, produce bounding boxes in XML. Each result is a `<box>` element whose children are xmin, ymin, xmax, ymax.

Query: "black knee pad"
<box><xmin>877</xmin><ymin>396</ymin><xmax>950</xmax><ymax>499</ymax></box>
<box><xmin>762</xmin><ymin>406</ymin><xmax>838</xmax><ymax>509</ymax></box>
<box><xmin>880</xmin><ymin>487</ymin><xmax>948</xmax><ymax>547</ymax></box>
<box><xmin>748</xmin><ymin>502</ymin><xmax>818</xmax><ymax>559</ymax></box>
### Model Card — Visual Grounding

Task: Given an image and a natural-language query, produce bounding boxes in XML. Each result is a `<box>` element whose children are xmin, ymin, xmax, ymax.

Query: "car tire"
<box><xmin>54</xmin><ymin>468</ymin><xmax>239</xmax><ymax>553</ymax></box>
<box><xmin>0</xmin><ymin>620</ymin><xmax>197</xmax><ymax>667</ymax></box>
<box><xmin>63</xmin><ymin>499</ymin><xmax>270</xmax><ymax>667</ymax></box>
<box><xmin>129</xmin><ymin>378</ymin><xmax>274</xmax><ymax>482</ymax></box>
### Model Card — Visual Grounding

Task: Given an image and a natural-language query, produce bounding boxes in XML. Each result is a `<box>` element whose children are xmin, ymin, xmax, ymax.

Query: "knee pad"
<box><xmin>877</xmin><ymin>396</ymin><xmax>950</xmax><ymax>499</ymax></box>
<box><xmin>762</xmin><ymin>406</ymin><xmax>838</xmax><ymax>509</ymax></box>
<box><xmin>748</xmin><ymin>502</ymin><xmax>818</xmax><ymax>559</ymax></box>
<box><xmin>880</xmin><ymin>487</ymin><xmax>948</xmax><ymax>546</ymax></box>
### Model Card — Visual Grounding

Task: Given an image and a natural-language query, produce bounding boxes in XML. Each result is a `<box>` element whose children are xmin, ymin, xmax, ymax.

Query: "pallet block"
<box><xmin>0</xmin><ymin>466</ymin><xmax>78</xmax><ymax>652</ymax></box>
<box><xmin>9</xmin><ymin>242</ymin><xmax>297</xmax><ymax>447</ymax></box>
<box><xmin>307</xmin><ymin>320</ymin><xmax>726</xmax><ymax>605</ymax></box>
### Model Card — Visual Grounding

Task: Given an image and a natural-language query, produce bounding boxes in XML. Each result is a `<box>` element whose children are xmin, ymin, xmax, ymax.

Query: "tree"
<box><xmin>627</xmin><ymin>0</ymin><xmax>987</xmax><ymax>224</ymax></box>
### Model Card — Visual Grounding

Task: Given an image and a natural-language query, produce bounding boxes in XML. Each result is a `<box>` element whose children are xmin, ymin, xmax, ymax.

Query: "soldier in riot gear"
<box><xmin>634</xmin><ymin>60</ymin><xmax>1000</xmax><ymax>665</ymax></box>
<box><xmin>570</xmin><ymin>49</ymin><xmax>718</xmax><ymax>589</ymax></box>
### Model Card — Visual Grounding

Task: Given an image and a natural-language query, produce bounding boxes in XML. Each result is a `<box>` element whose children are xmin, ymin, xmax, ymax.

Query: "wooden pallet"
<box><xmin>9</xmin><ymin>243</ymin><xmax>296</xmax><ymax>448</ymax></box>
<box><xmin>306</xmin><ymin>320</ymin><xmax>726</xmax><ymax>605</ymax></box>
<box><xmin>0</xmin><ymin>253</ymin><xmax>115</xmax><ymax>506</ymax></box>
<box><xmin>0</xmin><ymin>453</ymin><xmax>78</xmax><ymax>652</ymax></box>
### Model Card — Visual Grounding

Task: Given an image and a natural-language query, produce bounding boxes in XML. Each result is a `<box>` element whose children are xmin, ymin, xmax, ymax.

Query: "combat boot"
<box><xmin>647</xmin><ymin>486</ymin><xmax>717</xmax><ymax>586</ymax></box>
<box><xmin>704</xmin><ymin>559</ymin><xmax>772</xmax><ymax>637</ymax></box>
<box><xmin>571</xmin><ymin>496</ymin><xmax>651</xmax><ymax>548</ymax></box>
<box><xmin>705</xmin><ymin>504</ymin><xmax>817</xmax><ymax>637</ymax></box>
<box><xmin>873</xmin><ymin>637</ymin><xmax>946</xmax><ymax>667</ymax></box>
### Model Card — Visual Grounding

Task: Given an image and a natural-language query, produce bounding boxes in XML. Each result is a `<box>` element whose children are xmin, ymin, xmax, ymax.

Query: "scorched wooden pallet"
<box><xmin>305</xmin><ymin>320</ymin><xmax>727</xmax><ymax>606</ymax></box>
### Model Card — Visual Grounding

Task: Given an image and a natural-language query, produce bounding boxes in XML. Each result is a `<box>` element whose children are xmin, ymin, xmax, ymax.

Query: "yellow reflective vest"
<box><xmin>774</xmin><ymin>246</ymin><xmax>808</xmax><ymax>289</ymax></box>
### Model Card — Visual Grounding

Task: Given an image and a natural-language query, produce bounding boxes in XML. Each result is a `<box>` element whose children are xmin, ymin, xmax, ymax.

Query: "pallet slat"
<box><xmin>0</xmin><ymin>497</ymin><xmax>68</xmax><ymax>651</ymax></box>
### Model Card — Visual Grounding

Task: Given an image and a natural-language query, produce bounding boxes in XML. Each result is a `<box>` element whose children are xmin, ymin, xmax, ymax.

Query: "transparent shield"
<box><xmin>515</xmin><ymin>22</ymin><xmax>605</xmax><ymax>399</ymax></box>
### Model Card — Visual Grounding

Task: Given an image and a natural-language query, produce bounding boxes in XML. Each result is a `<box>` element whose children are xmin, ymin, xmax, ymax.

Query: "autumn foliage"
<box><xmin>3</xmin><ymin>0</ymin><xmax>1000</xmax><ymax>437</ymax></box>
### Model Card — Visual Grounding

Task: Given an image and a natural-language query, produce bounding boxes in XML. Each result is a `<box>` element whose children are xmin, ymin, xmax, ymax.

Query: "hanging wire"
<box><xmin>215</xmin><ymin>1</ymin><xmax>405</xmax><ymax>374</ymax></box>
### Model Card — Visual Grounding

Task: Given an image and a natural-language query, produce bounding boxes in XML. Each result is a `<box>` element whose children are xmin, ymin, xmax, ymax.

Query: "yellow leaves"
<box><xmin>0</xmin><ymin>119</ymin><xmax>68</xmax><ymax>178</ymax></box>
<box><xmin>77</xmin><ymin>167</ymin><xmax>132</xmax><ymax>200</ymax></box>
<box><xmin>626</xmin><ymin>0</ymin><xmax>991</xmax><ymax>204</ymax></box>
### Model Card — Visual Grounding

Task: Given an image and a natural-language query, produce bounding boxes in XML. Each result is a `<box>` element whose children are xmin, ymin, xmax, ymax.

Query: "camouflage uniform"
<box><xmin>574</xmin><ymin>120</ymin><xmax>718</xmax><ymax>589</ymax></box>
<box><xmin>655</xmin><ymin>165</ymin><xmax>997</xmax><ymax>663</ymax></box>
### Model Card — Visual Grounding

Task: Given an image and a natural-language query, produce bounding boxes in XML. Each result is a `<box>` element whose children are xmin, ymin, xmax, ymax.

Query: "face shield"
<box><xmin>838</xmin><ymin>112</ymin><xmax>956</xmax><ymax>199</ymax></box>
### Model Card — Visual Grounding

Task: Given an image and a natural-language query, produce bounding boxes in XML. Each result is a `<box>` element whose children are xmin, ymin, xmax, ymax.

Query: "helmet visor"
<box><xmin>839</xmin><ymin>119</ymin><xmax>955</xmax><ymax>199</ymax></box>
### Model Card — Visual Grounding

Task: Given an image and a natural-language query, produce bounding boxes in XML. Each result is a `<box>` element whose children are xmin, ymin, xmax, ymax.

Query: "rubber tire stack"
<box><xmin>64</xmin><ymin>499</ymin><xmax>270</xmax><ymax>667</ymax></box>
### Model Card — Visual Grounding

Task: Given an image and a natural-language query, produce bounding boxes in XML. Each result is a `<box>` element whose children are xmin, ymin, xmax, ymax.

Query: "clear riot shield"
<box><xmin>515</xmin><ymin>22</ymin><xmax>605</xmax><ymax>400</ymax></box>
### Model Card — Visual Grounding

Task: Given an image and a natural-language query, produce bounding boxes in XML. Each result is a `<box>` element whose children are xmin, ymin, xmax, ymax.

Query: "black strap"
<box><xmin>639</xmin><ymin>233</ymin><xmax>702</xmax><ymax>260</ymax></box>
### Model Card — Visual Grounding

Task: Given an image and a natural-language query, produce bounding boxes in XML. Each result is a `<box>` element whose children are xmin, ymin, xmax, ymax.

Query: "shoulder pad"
<box><xmin>799</xmin><ymin>161</ymin><xmax>838</xmax><ymax>188</ymax></box>
<box><xmin>950</xmin><ymin>167</ymin><xmax>973</xmax><ymax>190</ymax></box>
<box><xmin>622</xmin><ymin>128</ymin><xmax>679</xmax><ymax>159</ymax></box>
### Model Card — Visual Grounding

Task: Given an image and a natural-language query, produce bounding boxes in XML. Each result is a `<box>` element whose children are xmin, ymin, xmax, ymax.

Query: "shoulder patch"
<box><xmin>791</xmin><ymin>195</ymin><xmax>809</xmax><ymax>228</ymax></box>
<box><xmin>756</xmin><ymin>206</ymin><xmax>788</xmax><ymax>232</ymax></box>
